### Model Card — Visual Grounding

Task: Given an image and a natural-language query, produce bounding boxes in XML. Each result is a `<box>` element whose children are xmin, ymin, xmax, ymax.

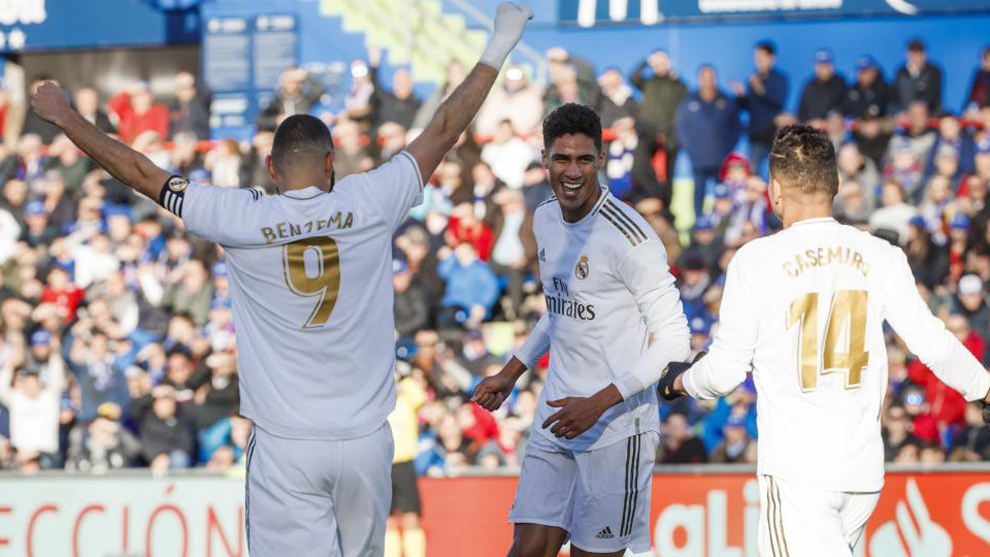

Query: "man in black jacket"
<box><xmin>255</xmin><ymin>67</ymin><xmax>324</xmax><ymax>132</ymax></box>
<box><xmin>894</xmin><ymin>39</ymin><xmax>942</xmax><ymax>114</ymax></box>
<box><xmin>731</xmin><ymin>41</ymin><xmax>787</xmax><ymax>174</ymax></box>
<box><xmin>136</xmin><ymin>385</ymin><xmax>195</xmax><ymax>473</ymax></box>
<box><xmin>798</xmin><ymin>49</ymin><xmax>846</xmax><ymax>125</ymax></box>
<box><xmin>844</xmin><ymin>56</ymin><xmax>890</xmax><ymax>119</ymax></box>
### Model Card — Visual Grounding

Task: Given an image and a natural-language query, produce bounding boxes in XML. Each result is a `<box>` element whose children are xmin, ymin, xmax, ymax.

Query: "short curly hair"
<box><xmin>768</xmin><ymin>124</ymin><xmax>838</xmax><ymax>198</ymax></box>
<box><xmin>542</xmin><ymin>103</ymin><xmax>602</xmax><ymax>153</ymax></box>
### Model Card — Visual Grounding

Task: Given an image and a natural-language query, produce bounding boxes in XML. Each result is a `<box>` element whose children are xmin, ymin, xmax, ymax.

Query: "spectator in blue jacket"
<box><xmin>437</xmin><ymin>243</ymin><xmax>499</xmax><ymax>328</ymax></box>
<box><xmin>731</xmin><ymin>41</ymin><xmax>788</xmax><ymax>174</ymax></box>
<box><xmin>65</xmin><ymin>330</ymin><xmax>131</xmax><ymax>422</ymax></box>
<box><xmin>675</xmin><ymin>65</ymin><xmax>741</xmax><ymax>217</ymax></box>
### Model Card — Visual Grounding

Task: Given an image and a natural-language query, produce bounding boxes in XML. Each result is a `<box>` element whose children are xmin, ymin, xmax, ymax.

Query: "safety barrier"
<box><xmin>0</xmin><ymin>464</ymin><xmax>988</xmax><ymax>556</ymax></box>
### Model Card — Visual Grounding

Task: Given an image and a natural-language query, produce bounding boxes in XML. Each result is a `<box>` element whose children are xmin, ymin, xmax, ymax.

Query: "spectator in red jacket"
<box><xmin>39</xmin><ymin>267</ymin><xmax>84</xmax><ymax>323</ymax></box>
<box><xmin>108</xmin><ymin>81</ymin><xmax>169</xmax><ymax>144</ymax></box>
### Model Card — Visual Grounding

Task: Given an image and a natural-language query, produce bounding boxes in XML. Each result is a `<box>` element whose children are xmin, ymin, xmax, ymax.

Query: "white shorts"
<box><xmin>759</xmin><ymin>475</ymin><xmax>880</xmax><ymax>557</ymax></box>
<box><xmin>509</xmin><ymin>430</ymin><xmax>659</xmax><ymax>554</ymax></box>
<box><xmin>245</xmin><ymin>423</ymin><xmax>394</xmax><ymax>557</ymax></box>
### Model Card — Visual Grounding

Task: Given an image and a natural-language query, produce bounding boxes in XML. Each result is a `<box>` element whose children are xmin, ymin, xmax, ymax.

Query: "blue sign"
<box><xmin>0</xmin><ymin>0</ymin><xmax>199</xmax><ymax>52</ymax></box>
<box><xmin>559</xmin><ymin>0</ymin><xmax>990</xmax><ymax>26</ymax></box>
<box><xmin>203</xmin><ymin>14</ymin><xmax>298</xmax><ymax>137</ymax></box>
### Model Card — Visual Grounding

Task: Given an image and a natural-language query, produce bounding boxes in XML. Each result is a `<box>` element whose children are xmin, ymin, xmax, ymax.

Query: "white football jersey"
<box><xmin>170</xmin><ymin>152</ymin><xmax>422</xmax><ymax>439</ymax></box>
<box><xmin>514</xmin><ymin>187</ymin><xmax>690</xmax><ymax>452</ymax></box>
<box><xmin>683</xmin><ymin>217</ymin><xmax>990</xmax><ymax>491</ymax></box>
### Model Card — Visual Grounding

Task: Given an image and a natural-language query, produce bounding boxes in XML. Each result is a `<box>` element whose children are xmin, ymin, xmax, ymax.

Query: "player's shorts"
<box><xmin>759</xmin><ymin>474</ymin><xmax>880</xmax><ymax>557</ymax></box>
<box><xmin>245</xmin><ymin>422</ymin><xmax>394</xmax><ymax>557</ymax></box>
<box><xmin>390</xmin><ymin>459</ymin><xmax>422</xmax><ymax>515</ymax></box>
<box><xmin>509</xmin><ymin>430</ymin><xmax>659</xmax><ymax>554</ymax></box>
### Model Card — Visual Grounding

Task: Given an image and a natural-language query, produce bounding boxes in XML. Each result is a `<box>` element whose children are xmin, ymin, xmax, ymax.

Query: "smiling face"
<box><xmin>543</xmin><ymin>133</ymin><xmax>603</xmax><ymax>222</ymax></box>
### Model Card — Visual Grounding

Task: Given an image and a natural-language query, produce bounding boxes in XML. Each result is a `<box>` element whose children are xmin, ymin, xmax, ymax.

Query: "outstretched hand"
<box><xmin>31</xmin><ymin>81</ymin><xmax>72</xmax><ymax>126</ymax></box>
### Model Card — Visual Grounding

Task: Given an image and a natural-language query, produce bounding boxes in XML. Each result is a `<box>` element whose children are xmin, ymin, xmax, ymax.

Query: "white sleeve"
<box><xmin>884</xmin><ymin>246</ymin><xmax>990</xmax><ymax>401</ymax></box>
<box><xmin>513</xmin><ymin>312</ymin><xmax>550</xmax><ymax>369</ymax></box>
<box><xmin>178</xmin><ymin>182</ymin><xmax>267</xmax><ymax>247</ymax></box>
<box><xmin>345</xmin><ymin>151</ymin><xmax>424</xmax><ymax>230</ymax></box>
<box><xmin>613</xmin><ymin>240</ymin><xmax>691</xmax><ymax>400</ymax></box>
<box><xmin>682</xmin><ymin>249</ymin><xmax>759</xmax><ymax>400</ymax></box>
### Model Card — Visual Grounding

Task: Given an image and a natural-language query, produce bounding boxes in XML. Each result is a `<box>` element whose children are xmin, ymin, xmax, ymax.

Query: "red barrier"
<box><xmin>419</xmin><ymin>469</ymin><xmax>990</xmax><ymax>556</ymax></box>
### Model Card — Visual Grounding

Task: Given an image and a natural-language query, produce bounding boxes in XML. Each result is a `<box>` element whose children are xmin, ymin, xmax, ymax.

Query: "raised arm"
<box><xmin>405</xmin><ymin>3</ymin><xmax>531</xmax><ymax>181</ymax></box>
<box><xmin>31</xmin><ymin>82</ymin><xmax>171</xmax><ymax>202</ymax></box>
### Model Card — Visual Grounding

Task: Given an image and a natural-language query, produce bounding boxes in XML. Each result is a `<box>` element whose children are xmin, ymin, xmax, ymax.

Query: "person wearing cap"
<box><xmin>20</xmin><ymin>199</ymin><xmax>56</xmax><ymax>247</ymax></box>
<box><xmin>630</xmin><ymin>49</ymin><xmax>689</xmax><ymax>198</ymax></box>
<box><xmin>108</xmin><ymin>80</ymin><xmax>170</xmax><ymax>144</ymax></box>
<box><xmin>798</xmin><ymin>49</ymin><xmax>847</xmax><ymax>125</ymax></box>
<box><xmin>675</xmin><ymin>64</ymin><xmax>742</xmax><ymax>217</ymax></box>
<box><xmin>710</xmin><ymin>413</ymin><xmax>753</xmax><ymax>464</ymax></box>
<box><xmin>954</xmin><ymin>274</ymin><xmax>990</xmax><ymax>341</ymax></box>
<box><xmin>678</xmin><ymin>214</ymin><xmax>725</xmax><ymax>277</ymax></box>
<box><xmin>731</xmin><ymin>41</ymin><xmax>788</xmax><ymax>174</ymax></box>
<box><xmin>844</xmin><ymin>56</ymin><xmax>890</xmax><ymax>120</ymax></box>
<box><xmin>894</xmin><ymin>38</ymin><xmax>943</xmax><ymax>114</ymax></box>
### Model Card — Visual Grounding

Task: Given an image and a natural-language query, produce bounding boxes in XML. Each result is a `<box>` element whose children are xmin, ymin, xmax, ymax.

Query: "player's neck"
<box><xmin>279</xmin><ymin>173</ymin><xmax>333</xmax><ymax>194</ymax></box>
<box><xmin>781</xmin><ymin>203</ymin><xmax>833</xmax><ymax>229</ymax></box>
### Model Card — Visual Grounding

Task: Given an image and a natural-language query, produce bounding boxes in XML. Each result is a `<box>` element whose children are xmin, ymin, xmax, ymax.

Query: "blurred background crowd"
<box><xmin>2</xmin><ymin>36</ymin><xmax>990</xmax><ymax>476</ymax></box>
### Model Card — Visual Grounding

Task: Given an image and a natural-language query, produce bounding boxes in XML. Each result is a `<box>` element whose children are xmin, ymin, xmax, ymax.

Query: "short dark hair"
<box><xmin>756</xmin><ymin>41</ymin><xmax>775</xmax><ymax>56</ymax></box>
<box><xmin>271</xmin><ymin>114</ymin><xmax>335</xmax><ymax>173</ymax></box>
<box><xmin>768</xmin><ymin>124</ymin><xmax>839</xmax><ymax>198</ymax></box>
<box><xmin>542</xmin><ymin>103</ymin><xmax>602</xmax><ymax>153</ymax></box>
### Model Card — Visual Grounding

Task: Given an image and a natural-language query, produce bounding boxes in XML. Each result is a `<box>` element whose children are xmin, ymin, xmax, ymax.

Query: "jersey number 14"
<box><xmin>788</xmin><ymin>290</ymin><xmax>869</xmax><ymax>392</ymax></box>
<box><xmin>282</xmin><ymin>236</ymin><xmax>341</xmax><ymax>329</ymax></box>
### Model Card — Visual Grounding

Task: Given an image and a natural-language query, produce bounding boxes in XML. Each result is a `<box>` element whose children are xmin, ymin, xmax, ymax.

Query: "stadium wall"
<box><xmin>2</xmin><ymin>467</ymin><xmax>989</xmax><ymax>556</ymax></box>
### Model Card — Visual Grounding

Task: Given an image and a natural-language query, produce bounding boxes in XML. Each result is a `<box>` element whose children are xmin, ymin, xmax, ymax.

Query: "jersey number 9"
<box><xmin>282</xmin><ymin>236</ymin><xmax>341</xmax><ymax>329</ymax></box>
<box><xmin>788</xmin><ymin>290</ymin><xmax>869</xmax><ymax>392</ymax></box>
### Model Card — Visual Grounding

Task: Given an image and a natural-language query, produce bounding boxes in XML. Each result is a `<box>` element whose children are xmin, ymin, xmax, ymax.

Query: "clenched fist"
<box><xmin>31</xmin><ymin>81</ymin><xmax>72</xmax><ymax>126</ymax></box>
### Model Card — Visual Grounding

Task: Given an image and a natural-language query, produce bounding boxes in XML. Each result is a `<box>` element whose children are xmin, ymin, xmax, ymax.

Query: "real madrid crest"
<box><xmin>575</xmin><ymin>255</ymin><xmax>589</xmax><ymax>280</ymax></box>
<box><xmin>167</xmin><ymin>175</ymin><xmax>190</xmax><ymax>192</ymax></box>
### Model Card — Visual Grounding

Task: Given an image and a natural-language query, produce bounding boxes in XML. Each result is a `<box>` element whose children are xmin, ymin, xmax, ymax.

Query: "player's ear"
<box><xmin>598</xmin><ymin>147</ymin><xmax>606</xmax><ymax>168</ymax></box>
<box><xmin>265</xmin><ymin>155</ymin><xmax>277</xmax><ymax>181</ymax></box>
<box><xmin>541</xmin><ymin>149</ymin><xmax>549</xmax><ymax>169</ymax></box>
<box><xmin>325</xmin><ymin>151</ymin><xmax>335</xmax><ymax>177</ymax></box>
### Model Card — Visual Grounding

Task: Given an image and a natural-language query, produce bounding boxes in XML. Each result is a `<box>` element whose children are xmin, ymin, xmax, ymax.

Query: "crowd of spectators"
<box><xmin>2</xmin><ymin>37</ymin><xmax>990</xmax><ymax>475</ymax></box>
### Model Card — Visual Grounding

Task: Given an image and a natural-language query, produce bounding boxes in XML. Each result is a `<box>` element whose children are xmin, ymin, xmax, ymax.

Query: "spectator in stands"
<box><xmin>255</xmin><ymin>67</ymin><xmax>324</xmax><ymax>132</ymax></box>
<box><xmin>108</xmin><ymin>81</ymin><xmax>169</xmax><ymax>145</ymax></box>
<box><xmin>883</xmin><ymin>136</ymin><xmax>925</xmax><ymax>202</ymax></box>
<box><xmin>675</xmin><ymin>65</ymin><xmax>741</xmax><ymax>216</ymax></box>
<box><xmin>329</xmin><ymin>119</ymin><xmax>373</xmax><ymax>179</ymax></box>
<box><xmin>928</xmin><ymin>113</ymin><xmax>975</xmax><ymax>179</ymax></box>
<box><xmin>844</xmin><ymin>56</ymin><xmax>890</xmax><ymax>119</ymax></box>
<box><xmin>437</xmin><ymin>243</ymin><xmax>499</xmax><ymax>328</ymax></box>
<box><xmin>951</xmin><ymin>402</ymin><xmax>990</xmax><ymax>460</ymax></box>
<box><xmin>544</xmin><ymin>47</ymin><xmax>601</xmax><ymax>113</ymax></box>
<box><xmin>168</xmin><ymin>71</ymin><xmax>211</xmax><ymax>140</ymax></box>
<box><xmin>74</xmin><ymin>88</ymin><xmax>115</xmax><ymax>135</ymax></box>
<box><xmin>837</xmin><ymin>142</ymin><xmax>880</xmax><ymax>212</ymax></box>
<box><xmin>0</xmin><ymin>352</ymin><xmax>65</xmax><ymax>469</ymax></box>
<box><xmin>65</xmin><ymin>405</ymin><xmax>140</xmax><ymax>473</ymax></box>
<box><xmin>798</xmin><ymin>49</ymin><xmax>847</xmax><ymax>125</ymax></box>
<box><xmin>852</xmin><ymin>111</ymin><xmax>893</xmax><ymax>168</ymax></box>
<box><xmin>490</xmin><ymin>188</ymin><xmax>534</xmax><ymax>319</ymax></box>
<box><xmin>476</xmin><ymin>64</ymin><xmax>544</xmax><ymax>138</ymax></box>
<box><xmin>659</xmin><ymin>412</ymin><xmax>707</xmax><ymax>464</ymax></box>
<box><xmin>368</xmin><ymin>47</ymin><xmax>421</xmax><ymax>130</ymax></box>
<box><xmin>954</xmin><ymin>274</ymin><xmax>990</xmax><ymax>341</ymax></box>
<box><xmin>883</xmin><ymin>404</ymin><xmax>921</xmax><ymax>461</ymax></box>
<box><xmin>21</xmin><ymin>76</ymin><xmax>61</xmax><ymax>144</ymax></box>
<box><xmin>894</xmin><ymin>39</ymin><xmax>943</xmax><ymax>114</ymax></box>
<box><xmin>900</xmin><ymin>101</ymin><xmax>938</xmax><ymax>164</ymax></box>
<box><xmin>161</xmin><ymin>259</ymin><xmax>213</xmax><ymax>326</ymax></box>
<box><xmin>597</xmin><ymin>67</ymin><xmax>638</xmax><ymax>127</ymax></box>
<box><xmin>630</xmin><ymin>49</ymin><xmax>688</xmax><ymax>201</ymax></box>
<box><xmin>134</xmin><ymin>385</ymin><xmax>194</xmax><ymax>473</ymax></box>
<box><xmin>731</xmin><ymin>41</ymin><xmax>788</xmax><ymax>172</ymax></box>
<box><xmin>394</xmin><ymin>259</ymin><xmax>429</xmax><ymax>345</ymax></box>
<box><xmin>480</xmin><ymin>119</ymin><xmax>533</xmax><ymax>189</ymax></box>
<box><xmin>709</xmin><ymin>414</ymin><xmax>752</xmax><ymax>464</ymax></box>
<box><xmin>869</xmin><ymin>179</ymin><xmax>918</xmax><ymax>244</ymax></box>
<box><xmin>67</xmin><ymin>330</ymin><xmax>130</xmax><ymax>422</ymax></box>
<box><xmin>965</xmin><ymin>46</ymin><xmax>990</xmax><ymax>114</ymax></box>
<box><xmin>386</xmin><ymin>365</ymin><xmax>427</xmax><ymax>557</ymax></box>
<box><xmin>344</xmin><ymin>59</ymin><xmax>375</xmax><ymax>125</ymax></box>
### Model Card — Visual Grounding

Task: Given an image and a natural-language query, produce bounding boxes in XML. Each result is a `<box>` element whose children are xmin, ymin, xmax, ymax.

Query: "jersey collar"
<box><xmin>789</xmin><ymin>216</ymin><xmax>838</xmax><ymax>228</ymax></box>
<box><xmin>282</xmin><ymin>186</ymin><xmax>327</xmax><ymax>200</ymax></box>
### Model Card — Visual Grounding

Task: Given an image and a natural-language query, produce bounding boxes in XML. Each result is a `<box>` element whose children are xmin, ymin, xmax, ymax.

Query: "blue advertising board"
<box><xmin>0</xmin><ymin>0</ymin><xmax>199</xmax><ymax>52</ymax></box>
<box><xmin>203</xmin><ymin>13</ymin><xmax>298</xmax><ymax>136</ymax></box>
<box><xmin>559</xmin><ymin>0</ymin><xmax>990</xmax><ymax>26</ymax></box>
